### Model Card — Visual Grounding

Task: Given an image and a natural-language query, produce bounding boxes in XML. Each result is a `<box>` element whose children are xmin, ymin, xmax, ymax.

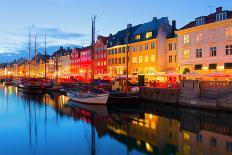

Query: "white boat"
<box><xmin>67</xmin><ymin>92</ymin><xmax>109</xmax><ymax>105</ymax></box>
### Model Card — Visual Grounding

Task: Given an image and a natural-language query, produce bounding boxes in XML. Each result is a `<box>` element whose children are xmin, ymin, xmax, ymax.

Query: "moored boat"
<box><xmin>67</xmin><ymin>91</ymin><xmax>109</xmax><ymax>105</ymax></box>
<box><xmin>18</xmin><ymin>78</ymin><xmax>44</xmax><ymax>94</ymax></box>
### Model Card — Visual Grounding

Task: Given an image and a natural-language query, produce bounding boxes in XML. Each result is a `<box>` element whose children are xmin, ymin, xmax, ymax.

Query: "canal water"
<box><xmin>1</xmin><ymin>84</ymin><xmax>232</xmax><ymax>155</ymax></box>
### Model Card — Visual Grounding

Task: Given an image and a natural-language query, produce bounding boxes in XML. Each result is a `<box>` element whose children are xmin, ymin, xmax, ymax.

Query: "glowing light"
<box><xmin>136</xmin><ymin>140</ymin><xmax>141</xmax><ymax>146</ymax></box>
<box><xmin>202</xmin><ymin>66</ymin><xmax>208</xmax><ymax>70</ymax></box>
<box><xmin>145</xmin><ymin>143</ymin><xmax>153</xmax><ymax>152</ymax></box>
<box><xmin>184</xmin><ymin>132</ymin><xmax>190</xmax><ymax>140</ymax></box>
<box><xmin>217</xmin><ymin>65</ymin><xmax>224</xmax><ymax>70</ymax></box>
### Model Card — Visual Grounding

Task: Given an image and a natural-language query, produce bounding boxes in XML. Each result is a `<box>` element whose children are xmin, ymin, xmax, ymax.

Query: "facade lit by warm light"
<box><xmin>176</xmin><ymin>7</ymin><xmax>232</xmax><ymax>80</ymax></box>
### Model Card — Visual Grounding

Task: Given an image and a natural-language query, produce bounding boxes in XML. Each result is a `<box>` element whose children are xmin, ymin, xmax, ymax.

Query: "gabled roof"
<box><xmin>107</xmin><ymin>17</ymin><xmax>172</xmax><ymax>47</ymax></box>
<box><xmin>179</xmin><ymin>7</ymin><xmax>232</xmax><ymax>30</ymax></box>
<box><xmin>97</xmin><ymin>35</ymin><xmax>108</xmax><ymax>45</ymax></box>
<box><xmin>131</xmin><ymin>17</ymin><xmax>170</xmax><ymax>43</ymax></box>
<box><xmin>80</xmin><ymin>46</ymin><xmax>91</xmax><ymax>52</ymax></box>
<box><xmin>52</xmin><ymin>46</ymin><xmax>72</xmax><ymax>57</ymax></box>
<box><xmin>107</xmin><ymin>24</ymin><xmax>141</xmax><ymax>48</ymax></box>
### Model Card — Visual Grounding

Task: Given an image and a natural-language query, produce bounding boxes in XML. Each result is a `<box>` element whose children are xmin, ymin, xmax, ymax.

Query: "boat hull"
<box><xmin>18</xmin><ymin>86</ymin><xmax>44</xmax><ymax>94</ymax></box>
<box><xmin>67</xmin><ymin>93</ymin><xmax>109</xmax><ymax>105</ymax></box>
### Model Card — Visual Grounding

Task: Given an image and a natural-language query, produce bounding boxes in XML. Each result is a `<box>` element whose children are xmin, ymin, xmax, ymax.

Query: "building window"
<box><xmin>118</xmin><ymin>57</ymin><xmax>121</xmax><ymax>64</ymax></box>
<box><xmin>209</xmin><ymin>64</ymin><xmax>217</xmax><ymax>70</ymax></box>
<box><xmin>210</xmin><ymin>137</ymin><xmax>217</xmax><ymax>147</ymax></box>
<box><xmin>138</xmin><ymin>56</ymin><xmax>143</xmax><ymax>63</ymax></box>
<box><xmin>184</xmin><ymin>50</ymin><xmax>190</xmax><ymax>59</ymax></box>
<box><xmin>174</xmin><ymin>55</ymin><xmax>177</xmax><ymax>62</ymax></box>
<box><xmin>168</xmin><ymin>43</ymin><xmax>172</xmax><ymax>51</ymax></box>
<box><xmin>107</xmin><ymin>49</ymin><xmax>111</xmax><ymax>55</ymax></box>
<box><xmin>184</xmin><ymin>35</ymin><xmax>190</xmax><ymax>44</ymax></box>
<box><xmin>115</xmin><ymin>48</ymin><xmax>118</xmax><ymax>54</ymax></box>
<box><xmin>114</xmin><ymin>58</ymin><xmax>118</xmax><ymax>64</ymax></box>
<box><xmin>146</xmin><ymin>32</ymin><xmax>152</xmax><ymax>38</ymax></box>
<box><xmin>196</xmin><ymin>17</ymin><xmax>205</xmax><ymax>26</ymax></box>
<box><xmin>216</xmin><ymin>12</ymin><xmax>227</xmax><ymax>21</ymax></box>
<box><xmin>225</xmin><ymin>27</ymin><xmax>232</xmax><ymax>37</ymax></box>
<box><xmin>196</xmin><ymin>134</ymin><xmax>203</xmax><ymax>143</ymax></box>
<box><xmin>210</xmin><ymin>47</ymin><xmax>217</xmax><ymax>56</ymax></box>
<box><xmin>122</xmin><ymin>47</ymin><xmax>126</xmax><ymax>53</ymax></box>
<box><xmin>145</xmin><ymin>44</ymin><xmax>149</xmax><ymax>50</ymax></box>
<box><xmin>169</xmin><ymin>55</ymin><xmax>172</xmax><ymax>63</ymax></box>
<box><xmin>196</xmin><ymin>49</ymin><xmax>202</xmax><ymax>58</ymax></box>
<box><xmin>118</xmin><ymin>47</ymin><xmax>121</xmax><ymax>54</ymax></box>
<box><xmin>226</xmin><ymin>142</ymin><xmax>232</xmax><ymax>152</ymax></box>
<box><xmin>226</xmin><ymin>45</ymin><xmax>232</xmax><ymax>55</ymax></box>
<box><xmin>135</xmin><ymin>34</ymin><xmax>140</xmax><ymax>40</ymax></box>
<box><xmin>225</xmin><ymin>63</ymin><xmax>232</xmax><ymax>69</ymax></box>
<box><xmin>139</xmin><ymin>45</ymin><xmax>143</xmax><ymax>51</ymax></box>
<box><xmin>145</xmin><ymin>55</ymin><xmax>149</xmax><ymax>62</ymax></box>
<box><xmin>196</xmin><ymin>33</ymin><xmax>203</xmax><ymax>42</ymax></box>
<box><xmin>151</xmin><ymin>55</ymin><xmax>155</xmax><ymax>62</ymax></box>
<box><xmin>132</xmin><ymin>57</ymin><xmax>137</xmax><ymax>64</ymax></box>
<box><xmin>151</xmin><ymin>42</ymin><xmax>155</xmax><ymax>49</ymax></box>
<box><xmin>111</xmin><ymin>49</ymin><xmax>114</xmax><ymax>55</ymax></box>
<box><xmin>132</xmin><ymin>46</ymin><xmax>137</xmax><ymax>52</ymax></box>
<box><xmin>122</xmin><ymin>57</ymin><xmax>125</xmax><ymax>64</ymax></box>
<box><xmin>195</xmin><ymin>64</ymin><xmax>202</xmax><ymax>70</ymax></box>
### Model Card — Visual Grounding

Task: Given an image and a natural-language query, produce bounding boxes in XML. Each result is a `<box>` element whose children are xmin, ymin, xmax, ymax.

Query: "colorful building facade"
<box><xmin>94</xmin><ymin>35</ymin><xmax>108</xmax><ymax>79</ymax></box>
<box><xmin>176</xmin><ymin>7</ymin><xmax>232</xmax><ymax>80</ymax></box>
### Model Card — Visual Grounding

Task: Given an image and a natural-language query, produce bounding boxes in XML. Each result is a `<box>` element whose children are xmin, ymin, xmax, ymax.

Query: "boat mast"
<box><xmin>91</xmin><ymin>15</ymin><xmax>96</xmax><ymax>84</ymax></box>
<box><xmin>44</xmin><ymin>34</ymin><xmax>47</xmax><ymax>79</ymax></box>
<box><xmin>28</xmin><ymin>31</ymin><xmax>31</xmax><ymax>78</ymax></box>
<box><xmin>34</xmin><ymin>34</ymin><xmax>37</xmax><ymax>77</ymax></box>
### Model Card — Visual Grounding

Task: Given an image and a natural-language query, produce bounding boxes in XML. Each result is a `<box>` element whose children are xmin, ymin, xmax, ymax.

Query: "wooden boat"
<box><xmin>18</xmin><ymin>78</ymin><xmax>44</xmax><ymax>94</ymax></box>
<box><xmin>3</xmin><ymin>79</ymin><xmax>13</xmax><ymax>86</ymax></box>
<box><xmin>67</xmin><ymin>91</ymin><xmax>109</xmax><ymax>105</ymax></box>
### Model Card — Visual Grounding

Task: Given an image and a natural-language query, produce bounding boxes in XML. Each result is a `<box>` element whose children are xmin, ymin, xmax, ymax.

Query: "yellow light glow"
<box><xmin>202</xmin><ymin>66</ymin><xmax>208</xmax><ymax>70</ymax></box>
<box><xmin>145</xmin><ymin>143</ymin><xmax>153</xmax><ymax>152</ymax></box>
<box><xmin>184</xmin><ymin>132</ymin><xmax>190</xmax><ymax>140</ymax></box>
<box><xmin>217</xmin><ymin>65</ymin><xmax>224</xmax><ymax>70</ymax></box>
<box><xmin>136</xmin><ymin>140</ymin><xmax>141</xmax><ymax>146</ymax></box>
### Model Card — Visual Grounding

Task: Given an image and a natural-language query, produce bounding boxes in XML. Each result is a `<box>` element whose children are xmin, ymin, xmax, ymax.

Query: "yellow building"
<box><xmin>107</xmin><ymin>44</ymin><xmax>127</xmax><ymax>76</ymax></box>
<box><xmin>107</xmin><ymin>17</ymin><xmax>177</xmax><ymax>82</ymax></box>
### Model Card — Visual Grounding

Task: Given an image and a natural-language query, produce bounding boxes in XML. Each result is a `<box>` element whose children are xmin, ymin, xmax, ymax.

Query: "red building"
<box><xmin>76</xmin><ymin>46</ymin><xmax>92</xmax><ymax>82</ymax></box>
<box><xmin>94</xmin><ymin>35</ymin><xmax>108</xmax><ymax>79</ymax></box>
<box><xmin>70</xmin><ymin>47</ymin><xmax>81</xmax><ymax>77</ymax></box>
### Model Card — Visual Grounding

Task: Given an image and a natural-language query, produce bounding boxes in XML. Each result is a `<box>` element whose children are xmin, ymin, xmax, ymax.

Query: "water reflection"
<box><xmin>0</xmin><ymin>84</ymin><xmax>232</xmax><ymax>155</ymax></box>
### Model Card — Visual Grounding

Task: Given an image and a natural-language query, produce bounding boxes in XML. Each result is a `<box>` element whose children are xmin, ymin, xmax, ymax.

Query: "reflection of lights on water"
<box><xmin>8</xmin><ymin>86</ymin><xmax>13</xmax><ymax>95</ymax></box>
<box><xmin>145</xmin><ymin>142</ymin><xmax>153</xmax><ymax>152</ymax></box>
<box><xmin>136</xmin><ymin>140</ymin><xmax>141</xmax><ymax>146</ymax></box>
<box><xmin>15</xmin><ymin>87</ymin><xmax>18</xmax><ymax>95</ymax></box>
<box><xmin>4</xmin><ymin>87</ymin><xmax>7</xmax><ymax>96</ymax></box>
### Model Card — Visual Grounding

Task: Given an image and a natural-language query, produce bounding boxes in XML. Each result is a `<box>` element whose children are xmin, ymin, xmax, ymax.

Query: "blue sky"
<box><xmin>0</xmin><ymin>0</ymin><xmax>232</xmax><ymax>62</ymax></box>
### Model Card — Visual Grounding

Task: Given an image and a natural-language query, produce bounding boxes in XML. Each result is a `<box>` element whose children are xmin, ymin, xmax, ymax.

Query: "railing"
<box><xmin>200</xmin><ymin>81</ymin><xmax>232</xmax><ymax>99</ymax></box>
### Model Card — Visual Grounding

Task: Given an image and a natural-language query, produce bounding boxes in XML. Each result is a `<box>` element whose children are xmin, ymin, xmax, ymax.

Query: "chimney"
<box><xmin>127</xmin><ymin>24</ymin><xmax>132</xmax><ymax>29</ymax></box>
<box><xmin>216</xmin><ymin>7</ymin><xmax>222</xmax><ymax>13</ymax></box>
<box><xmin>153</xmin><ymin>17</ymin><xmax>157</xmax><ymax>21</ymax></box>
<box><xmin>172</xmin><ymin>20</ymin><xmax>176</xmax><ymax>30</ymax></box>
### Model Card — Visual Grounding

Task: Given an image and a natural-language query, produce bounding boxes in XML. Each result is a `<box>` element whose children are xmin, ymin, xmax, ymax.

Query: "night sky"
<box><xmin>0</xmin><ymin>0</ymin><xmax>231</xmax><ymax>62</ymax></box>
